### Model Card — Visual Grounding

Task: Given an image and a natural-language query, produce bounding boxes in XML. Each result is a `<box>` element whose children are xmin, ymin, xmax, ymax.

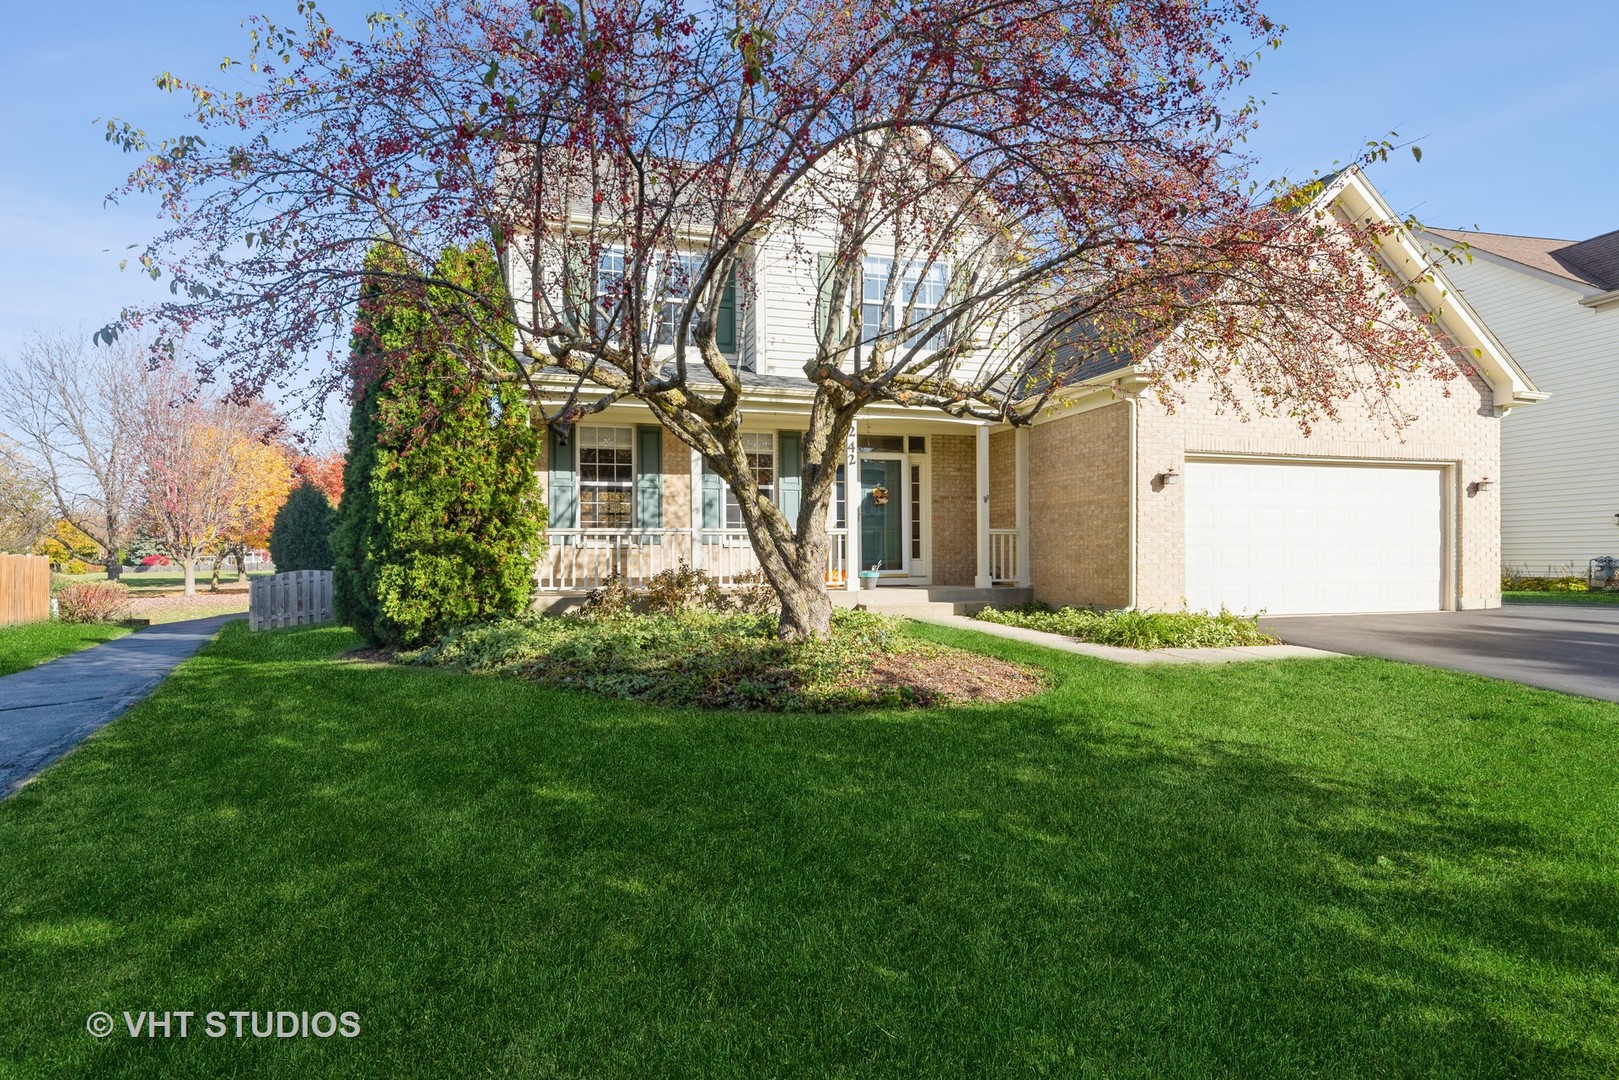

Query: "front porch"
<box><xmin>537</xmin><ymin>406</ymin><xmax>1031</xmax><ymax>598</ymax></box>
<box><xmin>536</xmin><ymin>527</ymin><xmax>1027</xmax><ymax>593</ymax></box>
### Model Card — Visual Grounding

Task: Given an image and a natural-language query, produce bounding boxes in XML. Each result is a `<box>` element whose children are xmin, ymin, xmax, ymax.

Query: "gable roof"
<box><xmin>1426</xmin><ymin>227</ymin><xmax>1619</xmax><ymax>292</ymax></box>
<box><xmin>1555</xmin><ymin>229</ymin><xmax>1619</xmax><ymax>291</ymax></box>
<box><xmin>1043</xmin><ymin>169</ymin><xmax>1543</xmax><ymax>410</ymax></box>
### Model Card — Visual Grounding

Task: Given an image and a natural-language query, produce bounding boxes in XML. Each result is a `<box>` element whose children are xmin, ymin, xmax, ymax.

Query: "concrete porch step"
<box><xmin>830</xmin><ymin>585</ymin><xmax>1032</xmax><ymax>618</ymax></box>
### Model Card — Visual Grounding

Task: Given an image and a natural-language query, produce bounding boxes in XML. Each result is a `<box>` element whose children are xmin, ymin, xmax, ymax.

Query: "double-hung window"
<box><xmin>594</xmin><ymin>250</ymin><xmax>627</xmax><ymax>339</ymax></box>
<box><xmin>861</xmin><ymin>256</ymin><xmax>894</xmax><ymax>348</ymax></box>
<box><xmin>577</xmin><ymin>426</ymin><xmax>634</xmax><ymax>529</ymax></box>
<box><xmin>902</xmin><ymin>262</ymin><xmax>948</xmax><ymax>346</ymax></box>
<box><xmin>724</xmin><ymin>432</ymin><xmax>776</xmax><ymax>529</ymax></box>
<box><xmin>654</xmin><ymin>252</ymin><xmax>704</xmax><ymax>347</ymax></box>
<box><xmin>860</xmin><ymin>257</ymin><xmax>949</xmax><ymax>351</ymax></box>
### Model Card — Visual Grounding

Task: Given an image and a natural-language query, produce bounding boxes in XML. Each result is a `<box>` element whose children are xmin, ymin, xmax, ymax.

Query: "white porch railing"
<box><xmin>539</xmin><ymin>528</ymin><xmax>853</xmax><ymax>592</ymax></box>
<box><xmin>989</xmin><ymin>528</ymin><xmax>1020</xmax><ymax>585</ymax></box>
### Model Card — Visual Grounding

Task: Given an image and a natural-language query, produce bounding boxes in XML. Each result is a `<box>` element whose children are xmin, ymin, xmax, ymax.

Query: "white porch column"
<box><xmin>845</xmin><ymin>421</ymin><xmax>862</xmax><ymax>591</ymax></box>
<box><xmin>1014</xmin><ymin>426</ymin><xmax>1031</xmax><ymax>588</ymax></box>
<box><xmin>974</xmin><ymin>424</ymin><xmax>992</xmax><ymax>589</ymax></box>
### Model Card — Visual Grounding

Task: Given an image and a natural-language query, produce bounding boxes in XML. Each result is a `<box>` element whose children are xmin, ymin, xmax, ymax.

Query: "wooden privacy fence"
<box><xmin>0</xmin><ymin>554</ymin><xmax>51</xmax><ymax>626</ymax></box>
<box><xmin>249</xmin><ymin>570</ymin><xmax>335</xmax><ymax>631</ymax></box>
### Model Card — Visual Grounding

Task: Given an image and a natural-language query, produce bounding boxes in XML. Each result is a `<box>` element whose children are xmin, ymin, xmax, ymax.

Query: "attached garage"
<box><xmin>1183</xmin><ymin>459</ymin><xmax>1448</xmax><ymax>616</ymax></box>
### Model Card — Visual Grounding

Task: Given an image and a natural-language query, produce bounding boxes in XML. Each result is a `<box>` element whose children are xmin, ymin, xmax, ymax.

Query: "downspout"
<box><xmin>1125</xmin><ymin>394</ymin><xmax>1137</xmax><ymax>610</ymax></box>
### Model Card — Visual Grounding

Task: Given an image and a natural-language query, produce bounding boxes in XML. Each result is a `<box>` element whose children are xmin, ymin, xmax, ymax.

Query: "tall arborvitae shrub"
<box><xmin>330</xmin><ymin>257</ymin><xmax>392</xmax><ymax>642</ymax></box>
<box><xmin>268</xmin><ymin>481</ymin><xmax>336</xmax><ymax>571</ymax></box>
<box><xmin>332</xmin><ymin>243</ymin><xmax>544</xmax><ymax>648</ymax></box>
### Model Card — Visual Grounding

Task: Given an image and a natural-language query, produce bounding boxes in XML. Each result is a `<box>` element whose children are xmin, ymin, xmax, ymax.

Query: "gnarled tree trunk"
<box><xmin>751</xmin><ymin>513</ymin><xmax>835</xmax><ymax>642</ymax></box>
<box><xmin>708</xmin><ymin>395</ymin><xmax>853</xmax><ymax>643</ymax></box>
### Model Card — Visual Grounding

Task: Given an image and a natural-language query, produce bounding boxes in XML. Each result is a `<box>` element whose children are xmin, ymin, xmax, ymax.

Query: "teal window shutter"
<box><xmin>777</xmin><ymin>431</ymin><xmax>803</xmax><ymax>527</ymax></box>
<box><xmin>563</xmin><ymin>247</ymin><xmax>590</xmax><ymax>332</ymax></box>
<box><xmin>815</xmin><ymin>252</ymin><xmax>832</xmax><ymax>340</ymax></box>
<box><xmin>547</xmin><ymin>425</ymin><xmax>577</xmax><ymax>532</ymax></box>
<box><xmin>715</xmin><ymin>266</ymin><xmax>737</xmax><ymax>354</ymax></box>
<box><xmin>635</xmin><ymin>425</ymin><xmax>662</xmax><ymax>541</ymax></box>
<box><xmin>700</xmin><ymin>458</ymin><xmax>726</xmax><ymax>535</ymax></box>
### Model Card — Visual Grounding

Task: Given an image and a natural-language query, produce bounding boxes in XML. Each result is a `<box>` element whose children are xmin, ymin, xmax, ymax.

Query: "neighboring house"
<box><xmin>1421</xmin><ymin>225</ymin><xmax>1619</xmax><ymax>577</ymax></box>
<box><xmin>526</xmin><ymin>167</ymin><xmax>1541</xmax><ymax>616</ymax></box>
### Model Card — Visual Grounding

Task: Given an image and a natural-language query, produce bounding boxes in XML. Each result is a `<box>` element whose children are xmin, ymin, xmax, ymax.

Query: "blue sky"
<box><xmin>1</xmin><ymin>1</ymin><xmax>1615</xmax><ymax>392</ymax></box>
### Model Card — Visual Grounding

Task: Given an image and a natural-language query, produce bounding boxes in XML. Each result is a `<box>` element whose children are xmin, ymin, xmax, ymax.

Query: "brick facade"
<box><xmin>1027</xmin><ymin>402</ymin><xmax>1132</xmax><ymax>608</ymax></box>
<box><xmin>988</xmin><ymin>430</ymin><xmax>1016</xmax><ymax>530</ymax></box>
<box><xmin>1130</xmin><ymin>368</ymin><xmax>1501</xmax><ymax>610</ymax></box>
<box><xmin>929</xmin><ymin>433</ymin><xmax>977</xmax><ymax>586</ymax></box>
<box><xmin>660</xmin><ymin>430</ymin><xmax>692</xmax><ymax>529</ymax></box>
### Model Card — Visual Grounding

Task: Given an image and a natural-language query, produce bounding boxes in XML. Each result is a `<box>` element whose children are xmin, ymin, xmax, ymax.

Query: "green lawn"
<box><xmin>1504</xmin><ymin>590</ymin><xmax>1619</xmax><ymax>605</ymax></box>
<box><xmin>52</xmin><ymin>569</ymin><xmax>273</xmax><ymax>593</ymax></box>
<box><xmin>2</xmin><ymin>622</ymin><xmax>1616</xmax><ymax>1078</ymax></box>
<box><xmin>0</xmin><ymin>620</ymin><xmax>132</xmax><ymax>676</ymax></box>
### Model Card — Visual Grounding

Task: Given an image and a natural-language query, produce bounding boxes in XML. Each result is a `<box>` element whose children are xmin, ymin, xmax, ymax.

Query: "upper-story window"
<box><xmin>593</xmin><ymin>247</ymin><xmax>738</xmax><ymax>357</ymax></box>
<box><xmin>654</xmin><ymin>252</ymin><xmax>704</xmax><ymax>347</ymax></box>
<box><xmin>861</xmin><ymin>257</ymin><xmax>949</xmax><ymax>350</ymax></box>
<box><xmin>594</xmin><ymin>250</ymin><xmax>627</xmax><ymax>338</ymax></box>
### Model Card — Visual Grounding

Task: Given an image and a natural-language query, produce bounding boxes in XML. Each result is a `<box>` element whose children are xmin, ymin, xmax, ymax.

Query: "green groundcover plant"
<box><xmin>975</xmin><ymin>603</ymin><xmax>1279</xmax><ymax>649</ymax></box>
<box><xmin>404</xmin><ymin>608</ymin><xmax>1043</xmax><ymax>712</ymax></box>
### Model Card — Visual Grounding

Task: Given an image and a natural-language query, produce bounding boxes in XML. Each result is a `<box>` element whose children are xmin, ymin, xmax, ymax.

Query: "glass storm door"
<box><xmin>860</xmin><ymin>458</ymin><xmax>905</xmax><ymax>572</ymax></box>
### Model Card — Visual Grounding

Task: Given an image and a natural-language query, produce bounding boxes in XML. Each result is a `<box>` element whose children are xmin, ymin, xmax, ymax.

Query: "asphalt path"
<box><xmin>0</xmin><ymin>615</ymin><xmax>240</xmax><ymax>798</ymax></box>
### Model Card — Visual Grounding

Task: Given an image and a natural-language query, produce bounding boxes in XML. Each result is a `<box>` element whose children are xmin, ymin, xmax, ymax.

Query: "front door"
<box><xmin>860</xmin><ymin>457</ymin><xmax>905</xmax><ymax>573</ymax></box>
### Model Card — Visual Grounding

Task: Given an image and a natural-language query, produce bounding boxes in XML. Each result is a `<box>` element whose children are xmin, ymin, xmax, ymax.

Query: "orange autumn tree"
<box><xmin>293</xmin><ymin>452</ymin><xmax>344</xmax><ymax>509</ymax></box>
<box><xmin>212</xmin><ymin>435</ymin><xmax>296</xmax><ymax>588</ymax></box>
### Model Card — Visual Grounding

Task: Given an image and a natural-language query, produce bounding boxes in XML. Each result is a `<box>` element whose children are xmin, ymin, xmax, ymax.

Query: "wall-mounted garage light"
<box><xmin>1468</xmin><ymin>476</ymin><xmax>1494</xmax><ymax>496</ymax></box>
<box><xmin>1156</xmin><ymin>467</ymin><xmax>1180</xmax><ymax>487</ymax></box>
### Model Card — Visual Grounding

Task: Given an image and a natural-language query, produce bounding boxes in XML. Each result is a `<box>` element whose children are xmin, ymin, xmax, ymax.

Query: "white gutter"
<box><xmin>1125</xmin><ymin>393</ymin><xmax>1137</xmax><ymax>610</ymax></box>
<box><xmin>1334</xmin><ymin>170</ymin><xmax>1545</xmax><ymax>410</ymax></box>
<box><xmin>1579</xmin><ymin>288</ymin><xmax>1619</xmax><ymax>311</ymax></box>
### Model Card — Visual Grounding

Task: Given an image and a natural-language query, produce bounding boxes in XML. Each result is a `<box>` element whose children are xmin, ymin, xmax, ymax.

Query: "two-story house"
<box><xmin>1422</xmin><ymin>225</ymin><xmax>1618</xmax><ymax>578</ymax></box>
<box><xmin>521</xmin><ymin>167</ymin><xmax>1540</xmax><ymax>616</ymax></box>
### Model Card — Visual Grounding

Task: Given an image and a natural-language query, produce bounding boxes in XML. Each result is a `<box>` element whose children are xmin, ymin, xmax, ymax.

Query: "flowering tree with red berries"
<box><xmin>108</xmin><ymin>0</ymin><xmax>1457</xmax><ymax>638</ymax></box>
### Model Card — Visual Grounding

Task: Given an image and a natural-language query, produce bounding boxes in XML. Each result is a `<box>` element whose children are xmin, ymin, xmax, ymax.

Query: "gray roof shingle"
<box><xmin>1428</xmin><ymin>226</ymin><xmax>1617</xmax><ymax>290</ymax></box>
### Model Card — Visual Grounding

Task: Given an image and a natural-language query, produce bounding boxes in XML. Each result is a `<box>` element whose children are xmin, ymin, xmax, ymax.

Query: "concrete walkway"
<box><xmin>0</xmin><ymin>614</ymin><xmax>241</xmax><ymax>799</ymax></box>
<box><xmin>914</xmin><ymin>614</ymin><xmax>1341</xmax><ymax>664</ymax></box>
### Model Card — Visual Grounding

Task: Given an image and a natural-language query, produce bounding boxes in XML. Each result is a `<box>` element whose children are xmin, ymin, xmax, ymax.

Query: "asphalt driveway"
<box><xmin>1261</xmin><ymin>603</ymin><xmax>1619</xmax><ymax>702</ymax></box>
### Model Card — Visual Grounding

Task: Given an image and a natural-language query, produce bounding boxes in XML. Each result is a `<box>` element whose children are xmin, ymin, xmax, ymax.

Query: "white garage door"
<box><xmin>1184</xmin><ymin>460</ymin><xmax>1445</xmax><ymax>616</ymax></box>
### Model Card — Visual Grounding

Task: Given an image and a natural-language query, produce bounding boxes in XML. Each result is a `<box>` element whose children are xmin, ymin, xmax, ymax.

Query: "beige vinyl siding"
<box><xmin>1442</xmin><ymin>256</ymin><xmax>1619</xmax><ymax>571</ymax></box>
<box><xmin>754</xmin><ymin>232</ymin><xmax>823</xmax><ymax>377</ymax></box>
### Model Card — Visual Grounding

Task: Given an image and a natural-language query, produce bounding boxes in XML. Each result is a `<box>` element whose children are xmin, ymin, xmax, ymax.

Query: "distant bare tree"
<box><xmin>0</xmin><ymin>438</ymin><xmax>51</xmax><ymax>553</ymax></box>
<box><xmin>0</xmin><ymin>330</ymin><xmax>142</xmax><ymax>579</ymax></box>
